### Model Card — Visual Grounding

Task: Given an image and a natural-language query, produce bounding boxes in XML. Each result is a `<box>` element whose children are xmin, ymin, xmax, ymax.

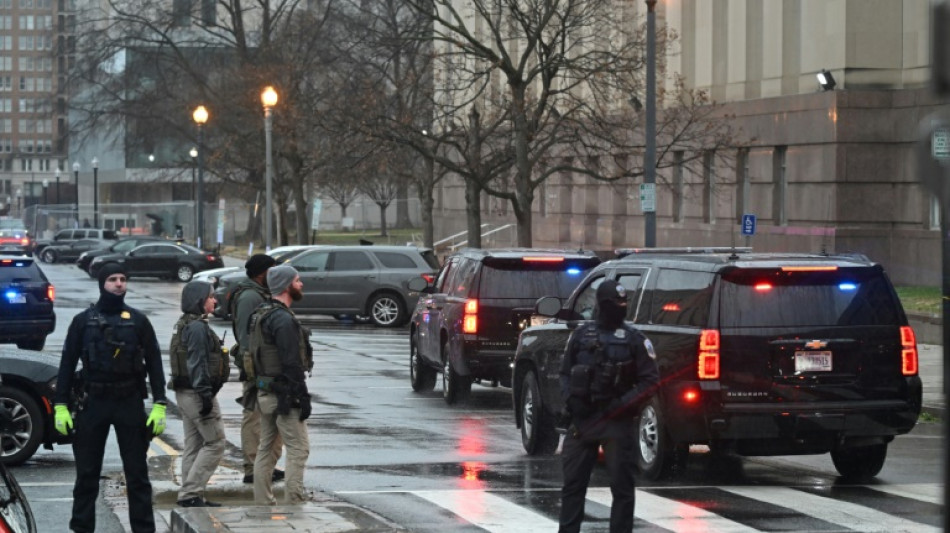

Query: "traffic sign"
<box><xmin>933</xmin><ymin>127</ymin><xmax>950</xmax><ymax>160</ymax></box>
<box><xmin>639</xmin><ymin>183</ymin><xmax>656</xmax><ymax>213</ymax></box>
<box><xmin>741</xmin><ymin>213</ymin><xmax>756</xmax><ymax>236</ymax></box>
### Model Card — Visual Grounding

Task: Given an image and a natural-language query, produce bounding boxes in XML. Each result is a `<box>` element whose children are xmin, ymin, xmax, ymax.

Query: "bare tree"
<box><xmin>396</xmin><ymin>0</ymin><xmax>738</xmax><ymax>246</ymax></box>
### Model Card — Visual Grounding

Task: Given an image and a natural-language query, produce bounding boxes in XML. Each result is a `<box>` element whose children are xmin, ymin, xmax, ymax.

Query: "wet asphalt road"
<box><xmin>13</xmin><ymin>260</ymin><xmax>947</xmax><ymax>532</ymax></box>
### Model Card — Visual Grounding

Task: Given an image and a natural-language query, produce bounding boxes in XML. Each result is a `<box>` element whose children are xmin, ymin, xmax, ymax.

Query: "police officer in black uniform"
<box><xmin>558</xmin><ymin>279</ymin><xmax>660</xmax><ymax>533</ymax></box>
<box><xmin>53</xmin><ymin>263</ymin><xmax>167</xmax><ymax>533</ymax></box>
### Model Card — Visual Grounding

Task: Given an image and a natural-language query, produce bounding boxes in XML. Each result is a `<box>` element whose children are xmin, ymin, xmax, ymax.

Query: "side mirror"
<box><xmin>535</xmin><ymin>296</ymin><xmax>563</xmax><ymax>317</ymax></box>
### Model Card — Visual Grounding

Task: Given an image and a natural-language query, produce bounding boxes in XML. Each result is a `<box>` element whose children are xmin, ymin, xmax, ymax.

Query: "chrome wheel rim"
<box><xmin>371</xmin><ymin>297</ymin><xmax>399</xmax><ymax>326</ymax></box>
<box><xmin>0</xmin><ymin>397</ymin><xmax>33</xmax><ymax>458</ymax></box>
<box><xmin>177</xmin><ymin>265</ymin><xmax>193</xmax><ymax>281</ymax></box>
<box><xmin>639</xmin><ymin>404</ymin><xmax>659</xmax><ymax>464</ymax></box>
<box><xmin>522</xmin><ymin>386</ymin><xmax>535</xmax><ymax>438</ymax></box>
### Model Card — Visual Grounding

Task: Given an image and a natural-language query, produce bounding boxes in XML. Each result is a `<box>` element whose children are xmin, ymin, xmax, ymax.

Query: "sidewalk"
<box><xmin>111</xmin><ymin>343</ymin><xmax>944</xmax><ymax>533</ymax></box>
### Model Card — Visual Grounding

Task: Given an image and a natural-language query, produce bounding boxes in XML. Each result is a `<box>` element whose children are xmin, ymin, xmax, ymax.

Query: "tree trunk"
<box><xmin>395</xmin><ymin>181</ymin><xmax>412</xmax><ymax>229</ymax></box>
<box><xmin>419</xmin><ymin>180</ymin><xmax>435</xmax><ymax>248</ymax></box>
<box><xmin>465</xmin><ymin>178</ymin><xmax>482</xmax><ymax>249</ymax></box>
<box><xmin>513</xmin><ymin>195</ymin><xmax>533</xmax><ymax>247</ymax></box>
<box><xmin>293</xmin><ymin>176</ymin><xmax>309</xmax><ymax>245</ymax></box>
<box><xmin>378</xmin><ymin>204</ymin><xmax>389</xmax><ymax>236</ymax></box>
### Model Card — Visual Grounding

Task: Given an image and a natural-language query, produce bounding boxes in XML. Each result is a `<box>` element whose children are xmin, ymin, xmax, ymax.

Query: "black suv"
<box><xmin>0</xmin><ymin>256</ymin><xmax>55</xmax><ymax>351</ymax></box>
<box><xmin>512</xmin><ymin>249</ymin><xmax>922</xmax><ymax>481</ymax></box>
<box><xmin>409</xmin><ymin>249</ymin><xmax>601</xmax><ymax>404</ymax></box>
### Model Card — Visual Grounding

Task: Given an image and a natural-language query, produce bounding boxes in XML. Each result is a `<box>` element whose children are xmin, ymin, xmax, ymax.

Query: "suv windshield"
<box><xmin>478</xmin><ymin>258</ymin><xmax>600</xmax><ymax>299</ymax></box>
<box><xmin>719</xmin><ymin>266</ymin><xmax>900</xmax><ymax>327</ymax></box>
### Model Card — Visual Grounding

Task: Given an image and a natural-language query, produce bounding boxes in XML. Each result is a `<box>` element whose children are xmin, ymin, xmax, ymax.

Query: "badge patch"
<box><xmin>614</xmin><ymin>329</ymin><xmax>626</xmax><ymax>339</ymax></box>
<box><xmin>643</xmin><ymin>338</ymin><xmax>656</xmax><ymax>359</ymax></box>
<box><xmin>120</xmin><ymin>311</ymin><xmax>131</xmax><ymax>320</ymax></box>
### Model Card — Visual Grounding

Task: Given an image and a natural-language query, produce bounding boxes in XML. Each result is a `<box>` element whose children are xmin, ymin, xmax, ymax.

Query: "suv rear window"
<box><xmin>477</xmin><ymin>257</ymin><xmax>600</xmax><ymax>299</ymax></box>
<box><xmin>0</xmin><ymin>258</ymin><xmax>43</xmax><ymax>282</ymax></box>
<box><xmin>419</xmin><ymin>250</ymin><xmax>441</xmax><ymax>270</ymax></box>
<box><xmin>650</xmin><ymin>269</ymin><xmax>715</xmax><ymax>327</ymax></box>
<box><xmin>718</xmin><ymin>267</ymin><xmax>900</xmax><ymax>327</ymax></box>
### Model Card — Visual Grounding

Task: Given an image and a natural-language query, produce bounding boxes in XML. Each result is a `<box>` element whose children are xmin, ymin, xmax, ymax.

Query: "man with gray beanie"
<box><xmin>248</xmin><ymin>265</ymin><xmax>313</xmax><ymax>504</ymax></box>
<box><xmin>231</xmin><ymin>253</ymin><xmax>284</xmax><ymax>485</ymax></box>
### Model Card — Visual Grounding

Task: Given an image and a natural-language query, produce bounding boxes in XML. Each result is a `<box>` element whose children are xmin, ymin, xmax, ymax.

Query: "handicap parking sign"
<box><xmin>741</xmin><ymin>214</ymin><xmax>756</xmax><ymax>236</ymax></box>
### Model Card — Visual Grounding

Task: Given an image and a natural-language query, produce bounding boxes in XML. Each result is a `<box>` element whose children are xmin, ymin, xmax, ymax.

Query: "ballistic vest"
<box><xmin>82</xmin><ymin>304</ymin><xmax>145</xmax><ymax>378</ymax></box>
<box><xmin>247</xmin><ymin>302</ymin><xmax>312</xmax><ymax>379</ymax></box>
<box><xmin>168</xmin><ymin>313</ymin><xmax>228</xmax><ymax>390</ymax></box>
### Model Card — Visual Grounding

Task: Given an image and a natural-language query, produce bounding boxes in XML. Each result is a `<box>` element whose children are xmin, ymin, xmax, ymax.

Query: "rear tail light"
<box><xmin>422</xmin><ymin>273</ymin><xmax>435</xmax><ymax>284</ymax></box>
<box><xmin>522</xmin><ymin>256</ymin><xmax>564</xmax><ymax>262</ymax></box>
<box><xmin>698</xmin><ymin>329</ymin><xmax>720</xmax><ymax>379</ymax></box>
<box><xmin>900</xmin><ymin>326</ymin><xmax>918</xmax><ymax>376</ymax></box>
<box><xmin>463</xmin><ymin>299</ymin><xmax>478</xmax><ymax>334</ymax></box>
<box><xmin>780</xmin><ymin>265</ymin><xmax>838</xmax><ymax>272</ymax></box>
<box><xmin>682</xmin><ymin>389</ymin><xmax>700</xmax><ymax>403</ymax></box>
<box><xmin>20</xmin><ymin>238</ymin><xmax>29</xmax><ymax>245</ymax></box>
<box><xmin>206</xmin><ymin>254</ymin><xmax>217</xmax><ymax>262</ymax></box>
<box><xmin>47</xmin><ymin>285</ymin><xmax>55</xmax><ymax>301</ymax></box>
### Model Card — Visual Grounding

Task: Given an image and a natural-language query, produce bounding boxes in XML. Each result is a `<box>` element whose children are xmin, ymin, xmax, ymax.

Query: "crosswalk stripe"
<box><xmin>721</xmin><ymin>486</ymin><xmax>939</xmax><ymax>533</ymax></box>
<box><xmin>586</xmin><ymin>488</ymin><xmax>760</xmax><ymax>532</ymax></box>
<box><xmin>865</xmin><ymin>483</ymin><xmax>943</xmax><ymax>505</ymax></box>
<box><xmin>412</xmin><ymin>490</ymin><xmax>558</xmax><ymax>532</ymax></box>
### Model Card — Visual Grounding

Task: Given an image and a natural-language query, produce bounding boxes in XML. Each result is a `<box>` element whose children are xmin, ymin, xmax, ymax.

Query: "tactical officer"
<box><xmin>53</xmin><ymin>263</ymin><xmax>167</xmax><ymax>533</ymax></box>
<box><xmin>231</xmin><ymin>253</ymin><xmax>284</xmax><ymax>485</ymax></box>
<box><xmin>558</xmin><ymin>279</ymin><xmax>659</xmax><ymax>533</ymax></box>
<box><xmin>249</xmin><ymin>265</ymin><xmax>313</xmax><ymax>505</ymax></box>
<box><xmin>169</xmin><ymin>281</ymin><xmax>227</xmax><ymax>507</ymax></box>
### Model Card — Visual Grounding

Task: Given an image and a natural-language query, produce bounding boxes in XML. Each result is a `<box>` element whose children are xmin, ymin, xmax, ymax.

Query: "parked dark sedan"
<box><xmin>0</xmin><ymin>347</ymin><xmax>75</xmax><ymax>465</ymax></box>
<box><xmin>76</xmin><ymin>235</ymin><xmax>167</xmax><ymax>275</ymax></box>
<box><xmin>39</xmin><ymin>238</ymin><xmax>113</xmax><ymax>264</ymax></box>
<box><xmin>88</xmin><ymin>242</ymin><xmax>223</xmax><ymax>282</ymax></box>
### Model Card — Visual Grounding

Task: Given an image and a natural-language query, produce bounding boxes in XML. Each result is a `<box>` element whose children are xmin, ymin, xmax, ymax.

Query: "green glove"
<box><xmin>53</xmin><ymin>404</ymin><xmax>73</xmax><ymax>436</ymax></box>
<box><xmin>146</xmin><ymin>403</ymin><xmax>167</xmax><ymax>436</ymax></box>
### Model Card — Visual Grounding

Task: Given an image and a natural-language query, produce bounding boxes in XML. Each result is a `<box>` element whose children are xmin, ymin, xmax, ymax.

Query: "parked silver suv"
<box><xmin>219</xmin><ymin>245</ymin><xmax>440</xmax><ymax>327</ymax></box>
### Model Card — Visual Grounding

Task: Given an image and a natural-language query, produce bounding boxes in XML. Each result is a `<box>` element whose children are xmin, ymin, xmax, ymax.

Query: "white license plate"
<box><xmin>794</xmin><ymin>351</ymin><xmax>832</xmax><ymax>372</ymax></box>
<box><xmin>6</xmin><ymin>294</ymin><xmax>25</xmax><ymax>304</ymax></box>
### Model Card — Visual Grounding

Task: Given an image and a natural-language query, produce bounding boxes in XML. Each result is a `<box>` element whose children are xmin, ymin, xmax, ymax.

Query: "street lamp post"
<box><xmin>644</xmin><ymin>0</ymin><xmax>657</xmax><ymax>248</ymax></box>
<box><xmin>42</xmin><ymin>179</ymin><xmax>48</xmax><ymax>205</ymax></box>
<box><xmin>54</xmin><ymin>168</ymin><xmax>60</xmax><ymax>205</ymax></box>
<box><xmin>91</xmin><ymin>157</ymin><xmax>99</xmax><ymax>228</ymax></box>
<box><xmin>15</xmin><ymin>188</ymin><xmax>21</xmax><ymax>217</ymax></box>
<box><xmin>261</xmin><ymin>86</ymin><xmax>278</xmax><ymax>252</ymax></box>
<box><xmin>72</xmin><ymin>162</ymin><xmax>79</xmax><ymax>226</ymax></box>
<box><xmin>190</xmin><ymin>147</ymin><xmax>198</xmax><ymax>243</ymax></box>
<box><xmin>193</xmin><ymin>105</ymin><xmax>209</xmax><ymax>249</ymax></box>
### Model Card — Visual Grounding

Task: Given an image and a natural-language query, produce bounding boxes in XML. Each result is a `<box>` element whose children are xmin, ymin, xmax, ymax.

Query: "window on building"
<box><xmin>201</xmin><ymin>0</ymin><xmax>215</xmax><ymax>25</ymax></box>
<box><xmin>0</xmin><ymin>36</ymin><xmax>12</xmax><ymax>50</ymax></box>
<box><xmin>0</xmin><ymin>56</ymin><xmax>11</xmax><ymax>70</ymax></box>
<box><xmin>18</xmin><ymin>36</ymin><xmax>33</xmax><ymax>51</ymax></box>
<box><xmin>0</xmin><ymin>118</ymin><xmax>9</xmax><ymax>133</ymax></box>
<box><xmin>735</xmin><ymin>148</ymin><xmax>749</xmax><ymax>223</ymax></box>
<box><xmin>18</xmin><ymin>0</ymin><xmax>32</xmax><ymax>8</ymax></box>
<box><xmin>930</xmin><ymin>195</ymin><xmax>941</xmax><ymax>230</ymax></box>
<box><xmin>0</xmin><ymin>76</ymin><xmax>10</xmax><ymax>91</ymax></box>
<box><xmin>0</xmin><ymin>15</ymin><xmax>10</xmax><ymax>30</ymax></box>
<box><xmin>18</xmin><ymin>15</ymin><xmax>33</xmax><ymax>29</ymax></box>
<box><xmin>703</xmin><ymin>150</ymin><xmax>715</xmax><ymax>224</ymax></box>
<box><xmin>773</xmin><ymin>146</ymin><xmax>787</xmax><ymax>226</ymax></box>
<box><xmin>0</xmin><ymin>98</ymin><xmax>10</xmax><ymax>112</ymax></box>
<box><xmin>173</xmin><ymin>0</ymin><xmax>192</xmax><ymax>26</ymax></box>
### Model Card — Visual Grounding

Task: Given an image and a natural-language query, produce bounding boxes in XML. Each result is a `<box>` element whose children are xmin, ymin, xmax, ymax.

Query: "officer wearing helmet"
<box><xmin>557</xmin><ymin>279</ymin><xmax>659</xmax><ymax>533</ymax></box>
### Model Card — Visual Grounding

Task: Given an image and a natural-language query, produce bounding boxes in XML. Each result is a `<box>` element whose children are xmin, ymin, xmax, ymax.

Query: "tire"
<box><xmin>176</xmin><ymin>264</ymin><xmax>195</xmax><ymax>282</ymax></box>
<box><xmin>41</xmin><ymin>249</ymin><xmax>57</xmax><ymax>263</ymax></box>
<box><xmin>442</xmin><ymin>343</ymin><xmax>471</xmax><ymax>405</ymax></box>
<box><xmin>0</xmin><ymin>385</ymin><xmax>44</xmax><ymax>466</ymax></box>
<box><xmin>367</xmin><ymin>293</ymin><xmax>406</xmax><ymax>327</ymax></box>
<box><xmin>831</xmin><ymin>443</ymin><xmax>888</xmax><ymax>481</ymax></box>
<box><xmin>636</xmin><ymin>396</ymin><xmax>676</xmax><ymax>480</ymax></box>
<box><xmin>520</xmin><ymin>371</ymin><xmax>559</xmax><ymax>455</ymax></box>
<box><xmin>409</xmin><ymin>334</ymin><xmax>436</xmax><ymax>392</ymax></box>
<box><xmin>15</xmin><ymin>337</ymin><xmax>45</xmax><ymax>351</ymax></box>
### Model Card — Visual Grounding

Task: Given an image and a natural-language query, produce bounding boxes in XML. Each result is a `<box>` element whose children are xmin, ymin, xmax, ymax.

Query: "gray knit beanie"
<box><xmin>267</xmin><ymin>265</ymin><xmax>298</xmax><ymax>296</ymax></box>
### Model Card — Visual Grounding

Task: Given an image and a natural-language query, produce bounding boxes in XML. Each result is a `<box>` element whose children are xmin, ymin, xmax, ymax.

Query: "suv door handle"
<box><xmin>364</xmin><ymin>275</ymin><xmax>376</xmax><ymax>279</ymax></box>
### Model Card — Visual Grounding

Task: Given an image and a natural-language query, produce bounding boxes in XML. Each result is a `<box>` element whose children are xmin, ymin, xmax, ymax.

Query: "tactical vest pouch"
<box><xmin>255</xmin><ymin>375</ymin><xmax>275</xmax><ymax>392</ymax></box>
<box><xmin>570</xmin><ymin>365</ymin><xmax>592</xmax><ymax>398</ymax></box>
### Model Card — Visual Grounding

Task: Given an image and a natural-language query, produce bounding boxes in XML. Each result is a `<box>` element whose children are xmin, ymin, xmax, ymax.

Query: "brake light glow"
<box><xmin>780</xmin><ymin>265</ymin><xmax>838</xmax><ymax>272</ymax></box>
<box><xmin>662</xmin><ymin>303</ymin><xmax>680</xmax><ymax>312</ymax></box>
<box><xmin>47</xmin><ymin>285</ymin><xmax>55</xmax><ymax>301</ymax></box>
<box><xmin>682</xmin><ymin>389</ymin><xmax>700</xmax><ymax>403</ymax></box>
<box><xmin>900</xmin><ymin>326</ymin><xmax>918</xmax><ymax>376</ymax></box>
<box><xmin>522</xmin><ymin>256</ymin><xmax>564</xmax><ymax>262</ymax></box>
<box><xmin>20</xmin><ymin>238</ymin><xmax>29</xmax><ymax>245</ymax></box>
<box><xmin>463</xmin><ymin>299</ymin><xmax>478</xmax><ymax>334</ymax></box>
<box><xmin>754</xmin><ymin>282</ymin><xmax>772</xmax><ymax>292</ymax></box>
<box><xmin>698</xmin><ymin>329</ymin><xmax>720</xmax><ymax>380</ymax></box>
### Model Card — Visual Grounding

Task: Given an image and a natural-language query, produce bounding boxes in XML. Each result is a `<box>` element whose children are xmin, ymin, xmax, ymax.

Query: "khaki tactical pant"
<box><xmin>175</xmin><ymin>389</ymin><xmax>226</xmax><ymax>502</ymax></box>
<box><xmin>254</xmin><ymin>390</ymin><xmax>310</xmax><ymax>504</ymax></box>
<box><xmin>241</xmin><ymin>380</ymin><xmax>283</xmax><ymax>476</ymax></box>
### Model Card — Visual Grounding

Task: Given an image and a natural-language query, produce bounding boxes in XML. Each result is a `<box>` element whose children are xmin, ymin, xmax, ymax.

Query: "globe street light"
<box><xmin>190</xmin><ymin>147</ymin><xmax>198</xmax><ymax>243</ymax></box>
<box><xmin>91</xmin><ymin>156</ymin><xmax>99</xmax><ymax>228</ymax></box>
<box><xmin>261</xmin><ymin>86</ymin><xmax>278</xmax><ymax>251</ymax></box>
<box><xmin>72</xmin><ymin>162</ymin><xmax>79</xmax><ymax>225</ymax></box>
<box><xmin>193</xmin><ymin>105</ymin><xmax>209</xmax><ymax>248</ymax></box>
